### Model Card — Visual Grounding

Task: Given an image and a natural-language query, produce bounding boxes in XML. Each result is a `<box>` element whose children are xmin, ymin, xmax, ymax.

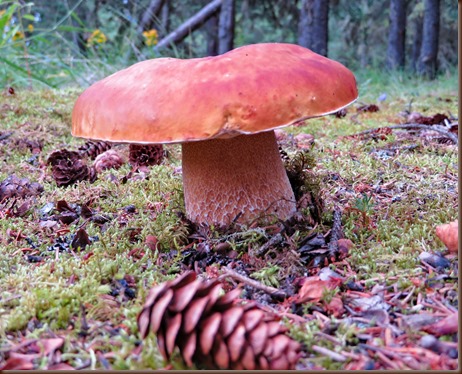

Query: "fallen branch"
<box><xmin>219</xmin><ymin>267</ymin><xmax>287</xmax><ymax>299</ymax></box>
<box><xmin>255</xmin><ymin>233</ymin><xmax>284</xmax><ymax>257</ymax></box>
<box><xmin>154</xmin><ymin>0</ymin><xmax>222</xmax><ymax>51</ymax></box>
<box><xmin>327</xmin><ymin>207</ymin><xmax>342</xmax><ymax>259</ymax></box>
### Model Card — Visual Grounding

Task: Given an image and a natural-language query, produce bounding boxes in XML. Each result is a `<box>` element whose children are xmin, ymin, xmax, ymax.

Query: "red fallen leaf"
<box><xmin>423</xmin><ymin>312</ymin><xmax>458</xmax><ymax>336</ymax></box>
<box><xmin>145</xmin><ymin>235</ymin><xmax>159</xmax><ymax>252</ymax></box>
<box><xmin>14</xmin><ymin>338</ymin><xmax>64</xmax><ymax>356</ymax></box>
<box><xmin>82</xmin><ymin>251</ymin><xmax>94</xmax><ymax>262</ymax></box>
<box><xmin>47</xmin><ymin>362</ymin><xmax>75</xmax><ymax>370</ymax></box>
<box><xmin>337</xmin><ymin>238</ymin><xmax>353</xmax><ymax>259</ymax></box>
<box><xmin>0</xmin><ymin>355</ymin><xmax>34</xmax><ymax>370</ymax></box>
<box><xmin>324</xmin><ymin>296</ymin><xmax>344</xmax><ymax>317</ymax></box>
<box><xmin>127</xmin><ymin>247</ymin><xmax>145</xmax><ymax>260</ymax></box>
<box><xmin>297</xmin><ymin>276</ymin><xmax>338</xmax><ymax>303</ymax></box>
<box><xmin>435</xmin><ymin>220</ymin><xmax>458</xmax><ymax>253</ymax></box>
<box><xmin>42</xmin><ymin>339</ymin><xmax>64</xmax><ymax>355</ymax></box>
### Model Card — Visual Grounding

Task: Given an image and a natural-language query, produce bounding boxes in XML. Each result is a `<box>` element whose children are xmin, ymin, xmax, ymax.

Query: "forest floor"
<box><xmin>0</xmin><ymin>70</ymin><xmax>458</xmax><ymax>370</ymax></box>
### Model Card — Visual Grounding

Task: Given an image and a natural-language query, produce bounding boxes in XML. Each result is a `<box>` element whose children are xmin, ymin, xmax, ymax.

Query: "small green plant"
<box><xmin>250</xmin><ymin>265</ymin><xmax>281</xmax><ymax>288</ymax></box>
<box><xmin>347</xmin><ymin>192</ymin><xmax>375</xmax><ymax>227</ymax></box>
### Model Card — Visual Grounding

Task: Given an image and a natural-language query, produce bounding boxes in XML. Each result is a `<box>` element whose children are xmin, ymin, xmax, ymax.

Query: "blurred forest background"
<box><xmin>0</xmin><ymin>0</ymin><xmax>457</xmax><ymax>89</ymax></box>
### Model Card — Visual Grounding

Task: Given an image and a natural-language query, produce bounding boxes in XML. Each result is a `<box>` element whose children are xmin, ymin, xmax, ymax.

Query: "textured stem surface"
<box><xmin>182</xmin><ymin>131</ymin><xmax>296</xmax><ymax>226</ymax></box>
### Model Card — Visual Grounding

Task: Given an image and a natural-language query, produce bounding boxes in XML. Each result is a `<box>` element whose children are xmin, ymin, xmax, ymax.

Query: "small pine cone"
<box><xmin>93</xmin><ymin>149</ymin><xmax>125</xmax><ymax>173</ymax></box>
<box><xmin>47</xmin><ymin>149</ymin><xmax>96</xmax><ymax>187</ymax></box>
<box><xmin>78</xmin><ymin>140</ymin><xmax>112</xmax><ymax>160</ymax></box>
<box><xmin>138</xmin><ymin>271</ymin><xmax>301</xmax><ymax>370</ymax></box>
<box><xmin>129</xmin><ymin>144</ymin><xmax>165</xmax><ymax>167</ymax></box>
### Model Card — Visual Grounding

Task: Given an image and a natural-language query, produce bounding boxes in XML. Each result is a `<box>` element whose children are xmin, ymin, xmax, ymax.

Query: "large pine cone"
<box><xmin>78</xmin><ymin>140</ymin><xmax>112</xmax><ymax>160</ymax></box>
<box><xmin>47</xmin><ymin>149</ymin><xmax>96</xmax><ymax>187</ymax></box>
<box><xmin>137</xmin><ymin>271</ymin><xmax>301</xmax><ymax>370</ymax></box>
<box><xmin>129</xmin><ymin>144</ymin><xmax>165</xmax><ymax>167</ymax></box>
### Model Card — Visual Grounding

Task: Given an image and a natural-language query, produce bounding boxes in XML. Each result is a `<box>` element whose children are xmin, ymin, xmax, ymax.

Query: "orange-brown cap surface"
<box><xmin>72</xmin><ymin>43</ymin><xmax>358</xmax><ymax>144</ymax></box>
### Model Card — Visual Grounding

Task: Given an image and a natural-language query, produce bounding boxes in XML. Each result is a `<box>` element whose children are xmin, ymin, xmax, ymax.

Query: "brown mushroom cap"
<box><xmin>71</xmin><ymin>43</ymin><xmax>358</xmax><ymax>226</ymax></box>
<box><xmin>72</xmin><ymin>43</ymin><xmax>357</xmax><ymax>143</ymax></box>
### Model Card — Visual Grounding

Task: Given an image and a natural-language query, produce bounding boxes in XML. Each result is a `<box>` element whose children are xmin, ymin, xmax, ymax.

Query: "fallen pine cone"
<box><xmin>47</xmin><ymin>149</ymin><xmax>96</xmax><ymax>187</ymax></box>
<box><xmin>435</xmin><ymin>220</ymin><xmax>458</xmax><ymax>253</ymax></box>
<box><xmin>93</xmin><ymin>149</ymin><xmax>125</xmax><ymax>173</ymax></box>
<box><xmin>129</xmin><ymin>144</ymin><xmax>165</xmax><ymax>167</ymax></box>
<box><xmin>137</xmin><ymin>271</ymin><xmax>301</xmax><ymax>370</ymax></box>
<box><xmin>78</xmin><ymin>140</ymin><xmax>112</xmax><ymax>159</ymax></box>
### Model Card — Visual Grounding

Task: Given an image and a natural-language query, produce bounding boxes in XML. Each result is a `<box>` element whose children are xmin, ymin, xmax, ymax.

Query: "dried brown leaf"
<box><xmin>435</xmin><ymin>220</ymin><xmax>458</xmax><ymax>253</ymax></box>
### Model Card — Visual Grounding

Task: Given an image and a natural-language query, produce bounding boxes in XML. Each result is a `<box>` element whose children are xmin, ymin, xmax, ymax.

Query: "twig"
<box><xmin>327</xmin><ymin>207</ymin><xmax>342</xmax><ymax>258</ymax></box>
<box><xmin>311</xmin><ymin>345</ymin><xmax>347</xmax><ymax>362</ymax></box>
<box><xmin>0</xmin><ymin>132</ymin><xmax>13</xmax><ymax>141</ymax></box>
<box><xmin>359</xmin><ymin>343</ymin><xmax>407</xmax><ymax>369</ymax></box>
<box><xmin>314</xmin><ymin>331</ymin><xmax>341</xmax><ymax>345</ymax></box>
<box><xmin>255</xmin><ymin>233</ymin><xmax>284</xmax><ymax>256</ymax></box>
<box><xmin>219</xmin><ymin>267</ymin><xmax>287</xmax><ymax>299</ymax></box>
<box><xmin>376</xmin><ymin>350</ymin><xmax>405</xmax><ymax>370</ymax></box>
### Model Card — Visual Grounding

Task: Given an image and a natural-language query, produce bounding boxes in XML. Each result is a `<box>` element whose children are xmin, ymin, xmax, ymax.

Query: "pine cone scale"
<box><xmin>220</xmin><ymin>307</ymin><xmax>243</xmax><ymax>337</ymax></box>
<box><xmin>178</xmin><ymin>331</ymin><xmax>196</xmax><ymax>366</ymax></box>
<box><xmin>213</xmin><ymin>339</ymin><xmax>229</xmax><ymax>369</ymax></box>
<box><xmin>243</xmin><ymin>308</ymin><xmax>265</xmax><ymax>330</ymax></box>
<box><xmin>248</xmin><ymin>323</ymin><xmax>268</xmax><ymax>355</ymax></box>
<box><xmin>239</xmin><ymin>345</ymin><xmax>256</xmax><ymax>370</ymax></box>
<box><xmin>170</xmin><ymin>279</ymin><xmax>202</xmax><ymax>312</ymax></box>
<box><xmin>227</xmin><ymin>323</ymin><xmax>246</xmax><ymax>361</ymax></box>
<box><xmin>166</xmin><ymin>313</ymin><xmax>182</xmax><ymax>356</ymax></box>
<box><xmin>149</xmin><ymin>289</ymin><xmax>174</xmax><ymax>334</ymax></box>
<box><xmin>198</xmin><ymin>312</ymin><xmax>221</xmax><ymax>355</ymax></box>
<box><xmin>183</xmin><ymin>296</ymin><xmax>209</xmax><ymax>333</ymax></box>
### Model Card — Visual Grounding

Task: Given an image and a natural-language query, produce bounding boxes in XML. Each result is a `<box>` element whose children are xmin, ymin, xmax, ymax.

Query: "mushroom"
<box><xmin>72</xmin><ymin>43</ymin><xmax>358</xmax><ymax>226</ymax></box>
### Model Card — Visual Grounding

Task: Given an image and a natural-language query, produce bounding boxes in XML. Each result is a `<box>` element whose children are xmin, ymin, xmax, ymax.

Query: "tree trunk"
<box><xmin>386</xmin><ymin>0</ymin><xmax>407</xmax><ymax>69</ymax></box>
<box><xmin>218</xmin><ymin>0</ymin><xmax>235</xmax><ymax>54</ymax></box>
<box><xmin>155</xmin><ymin>0</ymin><xmax>222</xmax><ymax>52</ymax></box>
<box><xmin>297</xmin><ymin>0</ymin><xmax>329</xmax><ymax>56</ymax></box>
<box><xmin>160</xmin><ymin>1</ymin><xmax>170</xmax><ymax>34</ymax></box>
<box><xmin>417</xmin><ymin>0</ymin><xmax>440</xmax><ymax>78</ymax></box>
<box><xmin>68</xmin><ymin>0</ymin><xmax>88</xmax><ymax>55</ymax></box>
<box><xmin>124</xmin><ymin>0</ymin><xmax>165</xmax><ymax>61</ymax></box>
<box><xmin>410</xmin><ymin>15</ymin><xmax>423</xmax><ymax>72</ymax></box>
<box><xmin>298</xmin><ymin>0</ymin><xmax>314</xmax><ymax>50</ymax></box>
<box><xmin>205</xmin><ymin>13</ymin><xmax>219</xmax><ymax>56</ymax></box>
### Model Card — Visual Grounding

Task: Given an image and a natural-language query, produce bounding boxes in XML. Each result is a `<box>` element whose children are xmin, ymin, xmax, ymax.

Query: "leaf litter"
<box><xmin>0</xmin><ymin>84</ymin><xmax>458</xmax><ymax>370</ymax></box>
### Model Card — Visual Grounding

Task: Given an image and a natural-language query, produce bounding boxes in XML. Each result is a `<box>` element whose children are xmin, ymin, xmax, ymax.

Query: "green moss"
<box><xmin>0</xmin><ymin>70</ymin><xmax>458</xmax><ymax>369</ymax></box>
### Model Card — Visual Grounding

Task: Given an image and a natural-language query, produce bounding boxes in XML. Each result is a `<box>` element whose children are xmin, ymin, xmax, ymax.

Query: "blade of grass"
<box><xmin>0</xmin><ymin>55</ymin><xmax>56</xmax><ymax>88</ymax></box>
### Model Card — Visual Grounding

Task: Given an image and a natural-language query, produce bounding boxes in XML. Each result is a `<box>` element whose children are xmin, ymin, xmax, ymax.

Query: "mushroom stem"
<box><xmin>182</xmin><ymin>130</ymin><xmax>296</xmax><ymax>226</ymax></box>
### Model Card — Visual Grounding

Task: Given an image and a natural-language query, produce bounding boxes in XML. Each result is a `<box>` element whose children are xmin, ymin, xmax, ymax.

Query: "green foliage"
<box><xmin>250</xmin><ymin>265</ymin><xmax>281</xmax><ymax>288</ymax></box>
<box><xmin>0</xmin><ymin>0</ymin><xmax>457</xmax><ymax>88</ymax></box>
